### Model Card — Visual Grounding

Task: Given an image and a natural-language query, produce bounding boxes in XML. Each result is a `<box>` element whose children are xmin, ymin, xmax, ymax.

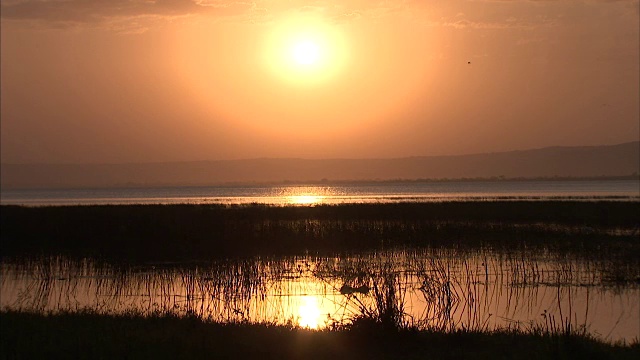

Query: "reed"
<box><xmin>3</xmin><ymin>247</ymin><xmax>639</xmax><ymax>348</ymax></box>
<box><xmin>2</xmin><ymin>202</ymin><xmax>638</xmax><ymax>262</ymax></box>
<box><xmin>4</xmin><ymin>248</ymin><xmax>637</xmax><ymax>322</ymax></box>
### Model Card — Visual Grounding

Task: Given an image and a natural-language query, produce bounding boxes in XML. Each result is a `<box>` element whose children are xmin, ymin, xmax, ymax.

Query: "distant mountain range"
<box><xmin>1</xmin><ymin>142</ymin><xmax>638</xmax><ymax>189</ymax></box>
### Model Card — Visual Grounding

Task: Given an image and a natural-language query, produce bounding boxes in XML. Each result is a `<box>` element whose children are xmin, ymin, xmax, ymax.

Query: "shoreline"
<box><xmin>1</xmin><ymin>174</ymin><xmax>639</xmax><ymax>191</ymax></box>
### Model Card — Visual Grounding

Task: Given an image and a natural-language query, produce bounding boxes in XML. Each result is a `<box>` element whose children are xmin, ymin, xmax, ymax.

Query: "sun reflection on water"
<box><xmin>289</xmin><ymin>195</ymin><xmax>323</xmax><ymax>205</ymax></box>
<box><xmin>3</xmin><ymin>252</ymin><xmax>640</xmax><ymax>342</ymax></box>
<box><xmin>281</xmin><ymin>186</ymin><xmax>341</xmax><ymax>205</ymax></box>
<box><xmin>297</xmin><ymin>296</ymin><xmax>322</xmax><ymax>329</ymax></box>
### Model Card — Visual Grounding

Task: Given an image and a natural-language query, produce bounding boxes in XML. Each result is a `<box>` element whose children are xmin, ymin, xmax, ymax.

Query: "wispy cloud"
<box><xmin>440</xmin><ymin>16</ymin><xmax>558</xmax><ymax>30</ymax></box>
<box><xmin>2</xmin><ymin>0</ymin><xmax>636</xmax><ymax>29</ymax></box>
<box><xmin>0</xmin><ymin>0</ymin><xmax>412</xmax><ymax>23</ymax></box>
<box><xmin>0</xmin><ymin>0</ymin><xmax>254</xmax><ymax>24</ymax></box>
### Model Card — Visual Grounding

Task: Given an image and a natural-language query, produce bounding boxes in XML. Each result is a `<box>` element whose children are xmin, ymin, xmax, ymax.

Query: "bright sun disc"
<box><xmin>292</xmin><ymin>40</ymin><xmax>320</xmax><ymax>65</ymax></box>
<box><xmin>264</xmin><ymin>14</ymin><xmax>347</xmax><ymax>84</ymax></box>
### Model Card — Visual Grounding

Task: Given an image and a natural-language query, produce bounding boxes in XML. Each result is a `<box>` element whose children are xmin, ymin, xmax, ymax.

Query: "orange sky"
<box><xmin>1</xmin><ymin>0</ymin><xmax>638</xmax><ymax>164</ymax></box>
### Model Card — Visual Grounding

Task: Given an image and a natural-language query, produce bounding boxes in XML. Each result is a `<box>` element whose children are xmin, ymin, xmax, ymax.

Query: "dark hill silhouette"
<box><xmin>1</xmin><ymin>142</ymin><xmax>638</xmax><ymax>189</ymax></box>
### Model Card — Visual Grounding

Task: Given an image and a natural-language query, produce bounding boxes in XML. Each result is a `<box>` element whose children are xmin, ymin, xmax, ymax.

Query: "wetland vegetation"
<box><xmin>1</xmin><ymin>201</ymin><xmax>638</xmax><ymax>261</ymax></box>
<box><xmin>2</xmin><ymin>310</ymin><xmax>639</xmax><ymax>360</ymax></box>
<box><xmin>1</xmin><ymin>201</ymin><xmax>639</xmax><ymax>358</ymax></box>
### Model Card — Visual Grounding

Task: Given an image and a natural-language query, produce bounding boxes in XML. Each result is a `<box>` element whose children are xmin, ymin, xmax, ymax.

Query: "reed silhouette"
<box><xmin>1</xmin><ymin>201</ymin><xmax>638</xmax><ymax>262</ymax></box>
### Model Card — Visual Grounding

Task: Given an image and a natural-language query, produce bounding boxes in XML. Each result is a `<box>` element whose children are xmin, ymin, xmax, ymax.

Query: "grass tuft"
<box><xmin>1</xmin><ymin>310</ymin><xmax>638</xmax><ymax>360</ymax></box>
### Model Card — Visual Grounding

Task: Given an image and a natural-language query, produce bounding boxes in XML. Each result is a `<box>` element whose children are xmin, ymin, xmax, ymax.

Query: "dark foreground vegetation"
<box><xmin>2</xmin><ymin>201</ymin><xmax>639</xmax><ymax>262</ymax></box>
<box><xmin>2</xmin><ymin>202</ymin><xmax>639</xmax><ymax>359</ymax></box>
<box><xmin>1</xmin><ymin>310</ymin><xmax>638</xmax><ymax>360</ymax></box>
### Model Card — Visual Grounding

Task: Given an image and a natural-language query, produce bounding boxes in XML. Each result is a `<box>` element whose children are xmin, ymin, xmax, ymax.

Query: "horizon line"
<box><xmin>1</xmin><ymin>140</ymin><xmax>638</xmax><ymax>167</ymax></box>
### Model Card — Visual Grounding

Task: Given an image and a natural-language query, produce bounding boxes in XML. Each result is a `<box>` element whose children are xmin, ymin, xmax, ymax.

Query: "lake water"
<box><xmin>1</xmin><ymin>180</ymin><xmax>638</xmax><ymax>206</ymax></box>
<box><xmin>2</xmin><ymin>250</ymin><xmax>638</xmax><ymax>343</ymax></box>
<box><xmin>2</xmin><ymin>181</ymin><xmax>638</xmax><ymax>343</ymax></box>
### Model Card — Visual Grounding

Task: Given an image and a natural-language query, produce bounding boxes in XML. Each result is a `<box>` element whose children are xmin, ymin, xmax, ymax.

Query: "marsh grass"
<box><xmin>3</xmin><ymin>249</ymin><xmax>637</xmax><ymax>330</ymax></box>
<box><xmin>1</xmin><ymin>309</ymin><xmax>638</xmax><ymax>360</ymax></box>
<box><xmin>2</xmin><ymin>201</ymin><xmax>639</xmax><ymax>355</ymax></box>
<box><xmin>1</xmin><ymin>202</ymin><xmax>638</xmax><ymax>262</ymax></box>
<box><xmin>2</xmin><ymin>249</ymin><xmax>640</xmax><ymax>359</ymax></box>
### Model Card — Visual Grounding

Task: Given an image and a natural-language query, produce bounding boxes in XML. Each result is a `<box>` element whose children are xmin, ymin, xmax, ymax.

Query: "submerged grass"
<box><xmin>1</xmin><ymin>310</ymin><xmax>638</xmax><ymax>360</ymax></box>
<box><xmin>1</xmin><ymin>201</ymin><xmax>638</xmax><ymax>262</ymax></box>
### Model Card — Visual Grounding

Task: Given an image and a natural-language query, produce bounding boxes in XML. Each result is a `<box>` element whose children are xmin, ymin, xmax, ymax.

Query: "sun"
<box><xmin>283</xmin><ymin>33</ymin><xmax>328</xmax><ymax>73</ymax></box>
<box><xmin>263</xmin><ymin>14</ymin><xmax>347</xmax><ymax>84</ymax></box>
<box><xmin>291</xmin><ymin>40</ymin><xmax>321</xmax><ymax>66</ymax></box>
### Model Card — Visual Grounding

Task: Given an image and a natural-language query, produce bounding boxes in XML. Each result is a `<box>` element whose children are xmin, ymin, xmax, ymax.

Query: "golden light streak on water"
<box><xmin>288</xmin><ymin>195</ymin><xmax>324</xmax><ymax>205</ymax></box>
<box><xmin>2</xmin><ymin>253</ymin><xmax>639</xmax><ymax>342</ymax></box>
<box><xmin>281</xmin><ymin>186</ymin><xmax>340</xmax><ymax>205</ymax></box>
<box><xmin>297</xmin><ymin>296</ymin><xmax>322</xmax><ymax>329</ymax></box>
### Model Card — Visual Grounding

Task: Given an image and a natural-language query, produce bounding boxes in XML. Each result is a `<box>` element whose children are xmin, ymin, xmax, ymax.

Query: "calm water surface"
<box><xmin>2</xmin><ymin>180</ymin><xmax>638</xmax><ymax>342</ymax></box>
<box><xmin>2</xmin><ymin>250</ymin><xmax>638</xmax><ymax>343</ymax></box>
<box><xmin>2</xmin><ymin>180</ymin><xmax>638</xmax><ymax>206</ymax></box>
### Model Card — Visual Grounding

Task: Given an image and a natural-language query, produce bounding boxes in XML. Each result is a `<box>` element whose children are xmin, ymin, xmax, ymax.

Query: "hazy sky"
<box><xmin>1</xmin><ymin>0</ymin><xmax>638</xmax><ymax>164</ymax></box>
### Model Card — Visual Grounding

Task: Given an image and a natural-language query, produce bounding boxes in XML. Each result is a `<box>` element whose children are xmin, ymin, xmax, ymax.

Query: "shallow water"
<box><xmin>2</xmin><ymin>180</ymin><xmax>639</xmax><ymax>206</ymax></box>
<box><xmin>2</xmin><ymin>249</ymin><xmax>638</xmax><ymax>343</ymax></box>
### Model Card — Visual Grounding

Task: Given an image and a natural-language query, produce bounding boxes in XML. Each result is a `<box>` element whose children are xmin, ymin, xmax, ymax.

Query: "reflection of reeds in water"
<box><xmin>1</xmin><ymin>249</ymin><xmax>639</xmax><ymax>341</ymax></box>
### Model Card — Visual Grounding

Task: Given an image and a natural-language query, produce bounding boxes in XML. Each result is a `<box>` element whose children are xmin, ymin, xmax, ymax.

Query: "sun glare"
<box><xmin>289</xmin><ymin>195</ymin><xmax>323</xmax><ymax>205</ymax></box>
<box><xmin>264</xmin><ymin>14</ymin><xmax>347</xmax><ymax>84</ymax></box>
<box><xmin>292</xmin><ymin>40</ymin><xmax>320</xmax><ymax>66</ymax></box>
<box><xmin>298</xmin><ymin>296</ymin><xmax>322</xmax><ymax>329</ymax></box>
<box><xmin>282</xmin><ymin>187</ymin><xmax>338</xmax><ymax>205</ymax></box>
